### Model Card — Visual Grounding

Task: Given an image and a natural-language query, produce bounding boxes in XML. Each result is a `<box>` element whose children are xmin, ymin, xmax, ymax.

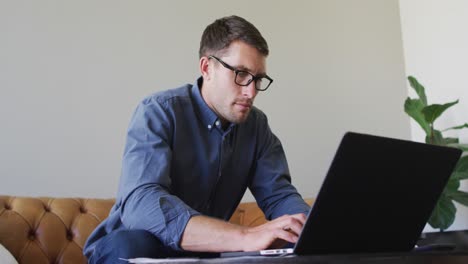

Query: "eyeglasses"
<box><xmin>209</xmin><ymin>55</ymin><xmax>273</xmax><ymax>91</ymax></box>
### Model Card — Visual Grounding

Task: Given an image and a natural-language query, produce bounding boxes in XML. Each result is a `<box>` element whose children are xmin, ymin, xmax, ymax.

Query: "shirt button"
<box><xmin>208</xmin><ymin>124</ymin><xmax>212</xmax><ymax>129</ymax></box>
<box><xmin>215</xmin><ymin>121</ymin><xmax>220</xmax><ymax>127</ymax></box>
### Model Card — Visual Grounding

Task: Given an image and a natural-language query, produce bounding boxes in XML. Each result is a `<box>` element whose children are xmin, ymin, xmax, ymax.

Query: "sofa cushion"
<box><xmin>0</xmin><ymin>243</ymin><xmax>18</xmax><ymax>264</ymax></box>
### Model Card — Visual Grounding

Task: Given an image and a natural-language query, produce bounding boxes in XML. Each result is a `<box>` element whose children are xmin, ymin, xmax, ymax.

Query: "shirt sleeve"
<box><xmin>116</xmin><ymin>96</ymin><xmax>200</xmax><ymax>251</ymax></box>
<box><xmin>249</xmin><ymin>112</ymin><xmax>310</xmax><ymax>220</ymax></box>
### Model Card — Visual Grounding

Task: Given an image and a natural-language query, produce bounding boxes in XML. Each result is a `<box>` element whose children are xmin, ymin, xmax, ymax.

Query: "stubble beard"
<box><xmin>227</xmin><ymin>104</ymin><xmax>251</xmax><ymax>124</ymax></box>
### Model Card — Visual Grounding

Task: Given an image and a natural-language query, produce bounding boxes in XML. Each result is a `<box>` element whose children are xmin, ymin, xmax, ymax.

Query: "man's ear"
<box><xmin>200</xmin><ymin>56</ymin><xmax>211</xmax><ymax>80</ymax></box>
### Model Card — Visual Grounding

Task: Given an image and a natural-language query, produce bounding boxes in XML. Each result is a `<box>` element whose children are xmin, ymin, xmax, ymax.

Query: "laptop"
<box><xmin>221</xmin><ymin>132</ymin><xmax>462</xmax><ymax>257</ymax></box>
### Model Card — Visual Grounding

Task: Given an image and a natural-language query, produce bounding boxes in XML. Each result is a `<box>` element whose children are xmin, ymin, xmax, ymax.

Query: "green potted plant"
<box><xmin>404</xmin><ymin>75</ymin><xmax>468</xmax><ymax>231</ymax></box>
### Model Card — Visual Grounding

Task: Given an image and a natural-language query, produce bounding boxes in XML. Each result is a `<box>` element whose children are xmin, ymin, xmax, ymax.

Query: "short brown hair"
<box><xmin>199</xmin><ymin>15</ymin><xmax>269</xmax><ymax>58</ymax></box>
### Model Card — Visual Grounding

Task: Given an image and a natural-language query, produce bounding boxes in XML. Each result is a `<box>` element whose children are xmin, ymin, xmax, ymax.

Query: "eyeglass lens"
<box><xmin>235</xmin><ymin>72</ymin><xmax>270</xmax><ymax>91</ymax></box>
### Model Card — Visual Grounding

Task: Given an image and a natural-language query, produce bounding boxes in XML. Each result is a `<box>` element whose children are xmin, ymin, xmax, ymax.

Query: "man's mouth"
<box><xmin>234</xmin><ymin>101</ymin><xmax>252</xmax><ymax>111</ymax></box>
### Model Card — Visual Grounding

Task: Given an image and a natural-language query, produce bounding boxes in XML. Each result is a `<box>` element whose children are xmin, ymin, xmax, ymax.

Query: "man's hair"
<box><xmin>199</xmin><ymin>15</ymin><xmax>269</xmax><ymax>58</ymax></box>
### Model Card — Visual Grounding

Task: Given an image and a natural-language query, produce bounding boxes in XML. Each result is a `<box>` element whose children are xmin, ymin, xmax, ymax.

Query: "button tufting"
<box><xmin>4</xmin><ymin>204</ymin><xmax>11</xmax><ymax>210</ymax></box>
<box><xmin>79</xmin><ymin>207</ymin><xmax>87</xmax><ymax>214</ymax></box>
<box><xmin>44</xmin><ymin>205</ymin><xmax>51</xmax><ymax>212</ymax></box>
<box><xmin>66</xmin><ymin>230</ymin><xmax>73</xmax><ymax>241</ymax></box>
<box><xmin>28</xmin><ymin>230</ymin><xmax>36</xmax><ymax>241</ymax></box>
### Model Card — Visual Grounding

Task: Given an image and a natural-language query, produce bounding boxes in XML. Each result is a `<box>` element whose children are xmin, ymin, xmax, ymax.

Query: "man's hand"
<box><xmin>240</xmin><ymin>213</ymin><xmax>307</xmax><ymax>251</ymax></box>
<box><xmin>180</xmin><ymin>213</ymin><xmax>307</xmax><ymax>252</ymax></box>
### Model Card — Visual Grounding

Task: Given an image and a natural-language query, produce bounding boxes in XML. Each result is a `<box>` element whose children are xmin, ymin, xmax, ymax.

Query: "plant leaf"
<box><xmin>450</xmin><ymin>190</ymin><xmax>468</xmax><ymax>207</ymax></box>
<box><xmin>452</xmin><ymin>171</ymin><xmax>468</xmax><ymax>181</ymax></box>
<box><xmin>448</xmin><ymin>144</ymin><xmax>468</xmax><ymax>151</ymax></box>
<box><xmin>451</xmin><ymin>156</ymin><xmax>468</xmax><ymax>180</ymax></box>
<box><xmin>443</xmin><ymin>123</ymin><xmax>468</xmax><ymax>132</ymax></box>
<box><xmin>422</xmin><ymin>100</ymin><xmax>459</xmax><ymax>124</ymax></box>
<box><xmin>405</xmin><ymin>98</ymin><xmax>431</xmax><ymax>135</ymax></box>
<box><xmin>425</xmin><ymin>130</ymin><xmax>444</xmax><ymax>145</ymax></box>
<box><xmin>443</xmin><ymin>177</ymin><xmax>461</xmax><ymax>195</ymax></box>
<box><xmin>408</xmin><ymin>76</ymin><xmax>428</xmax><ymax>106</ymax></box>
<box><xmin>444</xmin><ymin>137</ymin><xmax>459</xmax><ymax>145</ymax></box>
<box><xmin>428</xmin><ymin>194</ymin><xmax>456</xmax><ymax>231</ymax></box>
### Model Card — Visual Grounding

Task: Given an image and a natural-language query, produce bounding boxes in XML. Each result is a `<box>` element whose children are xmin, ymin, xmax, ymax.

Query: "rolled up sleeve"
<box><xmin>117</xmin><ymin>97</ymin><xmax>200</xmax><ymax>251</ymax></box>
<box><xmin>249</xmin><ymin>114</ymin><xmax>310</xmax><ymax>220</ymax></box>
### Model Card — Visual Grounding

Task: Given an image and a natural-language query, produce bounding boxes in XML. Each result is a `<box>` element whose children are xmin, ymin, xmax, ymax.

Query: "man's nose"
<box><xmin>242</xmin><ymin>81</ymin><xmax>257</xmax><ymax>98</ymax></box>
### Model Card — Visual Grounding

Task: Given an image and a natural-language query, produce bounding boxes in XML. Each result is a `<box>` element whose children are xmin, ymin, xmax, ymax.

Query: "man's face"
<box><xmin>201</xmin><ymin>40</ymin><xmax>267</xmax><ymax>125</ymax></box>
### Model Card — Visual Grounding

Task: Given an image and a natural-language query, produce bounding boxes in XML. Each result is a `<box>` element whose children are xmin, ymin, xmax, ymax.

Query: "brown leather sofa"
<box><xmin>0</xmin><ymin>196</ymin><xmax>312</xmax><ymax>264</ymax></box>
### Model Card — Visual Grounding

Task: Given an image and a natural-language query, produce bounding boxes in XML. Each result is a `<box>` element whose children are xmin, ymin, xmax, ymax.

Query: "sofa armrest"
<box><xmin>229</xmin><ymin>198</ymin><xmax>314</xmax><ymax>227</ymax></box>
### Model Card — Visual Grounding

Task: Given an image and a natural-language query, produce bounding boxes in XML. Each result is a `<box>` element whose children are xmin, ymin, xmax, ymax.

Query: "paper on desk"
<box><xmin>120</xmin><ymin>257</ymin><xmax>200</xmax><ymax>263</ymax></box>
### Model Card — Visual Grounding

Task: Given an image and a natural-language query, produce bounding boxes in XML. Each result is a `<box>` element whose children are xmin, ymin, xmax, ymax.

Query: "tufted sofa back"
<box><xmin>0</xmin><ymin>196</ymin><xmax>114</xmax><ymax>264</ymax></box>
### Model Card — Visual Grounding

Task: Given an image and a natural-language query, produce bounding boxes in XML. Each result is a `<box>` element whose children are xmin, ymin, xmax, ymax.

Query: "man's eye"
<box><xmin>237</xmin><ymin>71</ymin><xmax>250</xmax><ymax>78</ymax></box>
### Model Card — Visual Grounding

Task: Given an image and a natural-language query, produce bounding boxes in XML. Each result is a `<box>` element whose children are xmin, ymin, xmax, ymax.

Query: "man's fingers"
<box><xmin>245</xmin><ymin>213</ymin><xmax>307</xmax><ymax>250</ymax></box>
<box><xmin>275</xmin><ymin>227</ymin><xmax>299</xmax><ymax>243</ymax></box>
<box><xmin>275</xmin><ymin>214</ymin><xmax>306</xmax><ymax>236</ymax></box>
<box><xmin>290</xmin><ymin>213</ymin><xmax>307</xmax><ymax>224</ymax></box>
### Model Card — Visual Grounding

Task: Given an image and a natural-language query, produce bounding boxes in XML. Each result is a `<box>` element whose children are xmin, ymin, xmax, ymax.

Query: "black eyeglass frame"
<box><xmin>208</xmin><ymin>55</ymin><xmax>273</xmax><ymax>91</ymax></box>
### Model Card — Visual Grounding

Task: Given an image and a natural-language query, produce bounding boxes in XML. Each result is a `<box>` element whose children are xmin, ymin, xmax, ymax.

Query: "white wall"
<box><xmin>0</xmin><ymin>1</ymin><xmax>409</xmax><ymax>204</ymax></box>
<box><xmin>399</xmin><ymin>0</ymin><xmax>468</xmax><ymax>231</ymax></box>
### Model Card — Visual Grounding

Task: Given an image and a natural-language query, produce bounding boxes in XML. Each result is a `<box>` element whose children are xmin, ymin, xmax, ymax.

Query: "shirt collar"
<box><xmin>191</xmin><ymin>77</ymin><xmax>220</xmax><ymax>131</ymax></box>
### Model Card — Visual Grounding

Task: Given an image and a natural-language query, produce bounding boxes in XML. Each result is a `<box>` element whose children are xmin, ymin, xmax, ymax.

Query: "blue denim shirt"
<box><xmin>84</xmin><ymin>77</ymin><xmax>310</xmax><ymax>256</ymax></box>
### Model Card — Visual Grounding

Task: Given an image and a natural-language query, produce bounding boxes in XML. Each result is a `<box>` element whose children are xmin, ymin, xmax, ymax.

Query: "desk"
<box><xmin>131</xmin><ymin>253</ymin><xmax>468</xmax><ymax>263</ymax></box>
<box><xmin>214</xmin><ymin>254</ymin><xmax>468</xmax><ymax>263</ymax></box>
<box><xmin>128</xmin><ymin>231</ymin><xmax>468</xmax><ymax>263</ymax></box>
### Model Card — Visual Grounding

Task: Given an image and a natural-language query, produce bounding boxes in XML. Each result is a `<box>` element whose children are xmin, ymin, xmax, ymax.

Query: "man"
<box><xmin>84</xmin><ymin>15</ymin><xmax>310</xmax><ymax>263</ymax></box>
